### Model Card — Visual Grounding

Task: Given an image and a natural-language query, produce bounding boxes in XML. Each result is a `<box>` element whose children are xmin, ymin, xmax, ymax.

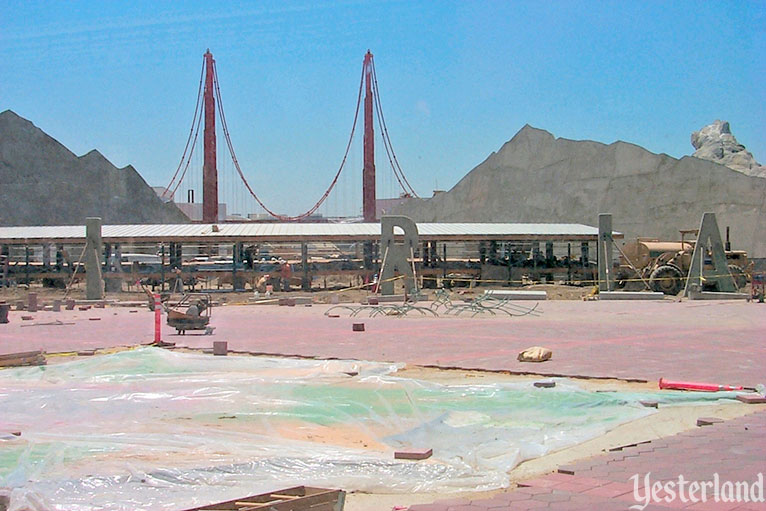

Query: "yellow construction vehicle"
<box><xmin>616</xmin><ymin>229</ymin><xmax>749</xmax><ymax>295</ymax></box>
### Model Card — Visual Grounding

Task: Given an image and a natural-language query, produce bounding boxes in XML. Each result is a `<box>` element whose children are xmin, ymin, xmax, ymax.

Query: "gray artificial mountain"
<box><xmin>396</xmin><ymin>125</ymin><xmax>766</xmax><ymax>258</ymax></box>
<box><xmin>0</xmin><ymin>110</ymin><xmax>189</xmax><ymax>226</ymax></box>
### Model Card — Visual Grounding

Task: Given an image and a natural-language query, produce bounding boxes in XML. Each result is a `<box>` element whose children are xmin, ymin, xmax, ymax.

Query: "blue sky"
<box><xmin>2</xmin><ymin>1</ymin><xmax>764</xmax><ymax>217</ymax></box>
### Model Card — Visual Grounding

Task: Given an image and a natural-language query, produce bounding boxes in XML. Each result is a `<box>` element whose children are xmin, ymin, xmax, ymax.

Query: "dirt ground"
<box><xmin>0</xmin><ymin>281</ymin><xmax>596</xmax><ymax>307</ymax></box>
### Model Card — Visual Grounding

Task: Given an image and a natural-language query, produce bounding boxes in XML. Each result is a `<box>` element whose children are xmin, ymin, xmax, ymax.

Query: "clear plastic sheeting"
<box><xmin>0</xmin><ymin>348</ymin><xmax>739</xmax><ymax>510</ymax></box>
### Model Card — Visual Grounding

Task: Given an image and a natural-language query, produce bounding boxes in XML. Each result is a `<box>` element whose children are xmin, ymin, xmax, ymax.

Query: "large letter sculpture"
<box><xmin>597</xmin><ymin>213</ymin><xmax>614</xmax><ymax>292</ymax></box>
<box><xmin>379</xmin><ymin>216</ymin><xmax>418</xmax><ymax>296</ymax></box>
<box><xmin>683</xmin><ymin>212</ymin><xmax>736</xmax><ymax>296</ymax></box>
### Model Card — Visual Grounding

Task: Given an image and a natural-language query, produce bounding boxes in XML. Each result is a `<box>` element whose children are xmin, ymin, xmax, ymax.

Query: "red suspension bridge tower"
<box><xmin>202</xmin><ymin>49</ymin><xmax>218</xmax><ymax>224</ymax></box>
<box><xmin>163</xmin><ymin>49</ymin><xmax>418</xmax><ymax>223</ymax></box>
<box><xmin>362</xmin><ymin>50</ymin><xmax>376</xmax><ymax>223</ymax></box>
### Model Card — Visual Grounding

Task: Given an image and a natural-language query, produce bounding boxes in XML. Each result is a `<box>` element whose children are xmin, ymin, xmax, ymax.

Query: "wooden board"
<box><xmin>182</xmin><ymin>486</ymin><xmax>345</xmax><ymax>511</ymax></box>
<box><xmin>0</xmin><ymin>350</ymin><xmax>46</xmax><ymax>368</ymax></box>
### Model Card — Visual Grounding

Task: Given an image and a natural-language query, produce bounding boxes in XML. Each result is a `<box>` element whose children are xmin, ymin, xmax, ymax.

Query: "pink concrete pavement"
<box><xmin>1</xmin><ymin>300</ymin><xmax>764</xmax><ymax>385</ymax></box>
<box><xmin>411</xmin><ymin>410</ymin><xmax>766</xmax><ymax>511</ymax></box>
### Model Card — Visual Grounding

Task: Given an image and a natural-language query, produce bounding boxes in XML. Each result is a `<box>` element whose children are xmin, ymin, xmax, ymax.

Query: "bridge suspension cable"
<box><xmin>165</xmin><ymin>51</ymin><xmax>419</xmax><ymax>221</ymax></box>
<box><xmin>213</xmin><ymin>60</ymin><xmax>365</xmax><ymax>222</ymax></box>
<box><xmin>161</xmin><ymin>58</ymin><xmax>206</xmax><ymax>200</ymax></box>
<box><xmin>369</xmin><ymin>56</ymin><xmax>419</xmax><ymax>198</ymax></box>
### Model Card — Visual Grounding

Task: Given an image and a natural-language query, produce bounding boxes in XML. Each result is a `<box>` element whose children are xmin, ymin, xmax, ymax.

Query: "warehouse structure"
<box><xmin>0</xmin><ymin>222</ymin><xmax>620</xmax><ymax>290</ymax></box>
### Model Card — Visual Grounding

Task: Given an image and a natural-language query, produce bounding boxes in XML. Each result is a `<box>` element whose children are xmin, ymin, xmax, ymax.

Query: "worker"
<box><xmin>186</xmin><ymin>299</ymin><xmax>206</xmax><ymax>317</ymax></box>
<box><xmin>255</xmin><ymin>273</ymin><xmax>270</xmax><ymax>294</ymax></box>
<box><xmin>280</xmin><ymin>260</ymin><xmax>292</xmax><ymax>292</ymax></box>
<box><xmin>171</xmin><ymin>267</ymin><xmax>184</xmax><ymax>293</ymax></box>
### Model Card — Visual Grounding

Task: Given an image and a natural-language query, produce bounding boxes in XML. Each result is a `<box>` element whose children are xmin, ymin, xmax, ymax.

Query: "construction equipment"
<box><xmin>615</xmin><ymin>228</ymin><xmax>749</xmax><ymax>295</ymax></box>
<box><xmin>165</xmin><ymin>293</ymin><xmax>213</xmax><ymax>335</ymax></box>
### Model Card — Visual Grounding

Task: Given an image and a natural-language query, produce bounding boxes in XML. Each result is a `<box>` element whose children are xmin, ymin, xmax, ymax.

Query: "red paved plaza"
<box><xmin>1</xmin><ymin>298</ymin><xmax>765</xmax><ymax>510</ymax></box>
<box><xmin>2</xmin><ymin>300</ymin><xmax>763</xmax><ymax>385</ymax></box>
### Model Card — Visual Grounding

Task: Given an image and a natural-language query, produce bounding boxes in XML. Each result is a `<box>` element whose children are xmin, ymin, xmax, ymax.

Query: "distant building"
<box><xmin>246</xmin><ymin>212</ymin><xmax>325</xmax><ymax>222</ymax></box>
<box><xmin>376</xmin><ymin>195</ymin><xmax>421</xmax><ymax>219</ymax></box>
<box><xmin>175</xmin><ymin>203</ymin><xmax>227</xmax><ymax>222</ymax></box>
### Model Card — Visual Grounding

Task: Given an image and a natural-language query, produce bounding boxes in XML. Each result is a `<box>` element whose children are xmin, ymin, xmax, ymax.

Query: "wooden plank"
<box><xmin>180</xmin><ymin>487</ymin><xmax>344</xmax><ymax>511</ymax></box>
<box><xmin>235</xmin><ymin>502</ymin><xmax>279</xmax><ymax>510</ymax></box>
<box><xmin>0</xmin><ymin>350</ymin><xmax>42</xmax><ymax>361</ymax></box>
<box><xmin>0</xmin><ymin>355</ymin><xmax>43</xmax><ymax>365</ymax></box>
<box><xmin>233</xmin><ymin>503</ymin><xmax>280</xmax><ymax>511</ymax></box>
<box><xmin>269</xmin><ymin>491</ymin><xmax>341</xmax><ymax>511</ymax></box>
<box><xmin>0</xmin><ymin>353</ymin><xmax>46</xmax><ymax>368</ymax></box>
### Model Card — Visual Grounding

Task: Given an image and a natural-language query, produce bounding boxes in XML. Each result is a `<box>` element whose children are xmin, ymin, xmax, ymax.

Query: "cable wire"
<box><xmin>370</xmin><ymin>56</ymin><xmax>419</xmax><ymax>198</ymax></box>
<box><xmin>214</xmin><ymin>60</ymin><xmax>365</xmax><ymax>221</ymax></box>
<box><xmin>162</xmin><ymin>57</ymin><xmax>206</xmax><ymax>199</ymax></box>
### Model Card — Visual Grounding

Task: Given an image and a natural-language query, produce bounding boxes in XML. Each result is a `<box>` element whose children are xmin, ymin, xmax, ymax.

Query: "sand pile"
<box><xmin>0</xmin><ymin>110</ymin><xmax>189</xmax><ymax>225</ymax></box>
<box><xmin>396</xmin><ymin>125</ymin><xmax>766</xmax><ymax>258</ymax></box>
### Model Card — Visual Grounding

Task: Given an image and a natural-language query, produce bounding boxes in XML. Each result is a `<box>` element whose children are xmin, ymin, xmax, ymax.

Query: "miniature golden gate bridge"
<box><xmin>160</xmin><ymin>49</ymin><xmax>420</xmax><ymax>223</ymax></box>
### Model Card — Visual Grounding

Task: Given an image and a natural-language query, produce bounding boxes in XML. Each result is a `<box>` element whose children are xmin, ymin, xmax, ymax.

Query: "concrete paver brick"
<box><xmin>581</xmin><ymin>481</ymin><xmax>634</xmax><ymax>498</ymax></box>
<box><xmin>697</xmin><ymin>417</ymin><xmax>726</xmax><ymax>426</ymax></box>
<box><xmin>499</xmin><ymin>492</ymin><xmax>533</xmax><ymax>502</ymax></box>
<box><xmin>434</xmin><ymin>499</ymin><xmax>475</xmax><ymax>507</ymax></box>
<box><xmin>510</xmin><ymin>501</ymin><xmax>549</xmax><ymax>509</ymax></box>
<box><xmin>685</xmin><ymin>500</ymin><xmax>748</xmax><ymax>510</ymax></box>
<box><xmin>516</xmin><ymin>487</ymin><xmax>554</xmax><ymax>496</ymax></box>
<box><xmin>518</xmin><ymin>477</ymin><xmax>562</xmax><ymax>489</ymax></box>
<box><xmin>469</xmin><ymin>498</ymin><xmax>512</xmax><ymax>508</ymax></box>
<box><xmin>533</xmin><ymin>491</ymin><xmax>573</xmax><ymax>503</ymax></box>
<box><xmin>409</xmin><ymin>505</ymin><xmax>450</xmax><ymax>511</ymax></box>
<box><xmin>445</xmin><ymin>505</ymin><xmax>486</xmax><ymax>511</ymax></box>
<box><xmin>736</xmin><ymin>395</ymin><xmax>766</xmax><ymax>404</ymax></box>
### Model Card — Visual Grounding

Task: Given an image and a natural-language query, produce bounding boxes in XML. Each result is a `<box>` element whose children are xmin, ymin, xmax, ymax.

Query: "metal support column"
<box><xmin>160</xmin><ymin>244</ymin><xmax>166</xmax><ymax>291</ymax></box>
<box><xmin>103</xmin><ymin>243</ymin><xmax>111</xmax><ymax>268</ymax></box>
<box><xmin>24</xmin><ymin>245</ymin><xmax>30</xmax><ymax>286</ymax></box>
<box><xmin>442</xmin><ymin>243</ymin><xmax>447</xmax><ymax>280</ymax></box>
<box><xmin>232</xmin><ymin>242</ymin><xmax>240</xmax><ymax>290</ymax></box>
<box><xmin>85</xmin><ymin>217</ymin><xmax>104</xmax><ymax>300</ymax></box>
<box><xmin>55</xmin><ymin>244</ymin><xmax>65</xmax><ymax>272</ymax></box>
<box><xmin>301</xmin><ymin>243</ymin><xmax>310</xmax><ymax>291</ymax></box>
<box><xmin>42</xmin><ymin>243</ymin><xmax>51</xmax><ymax>269</ymax></box>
